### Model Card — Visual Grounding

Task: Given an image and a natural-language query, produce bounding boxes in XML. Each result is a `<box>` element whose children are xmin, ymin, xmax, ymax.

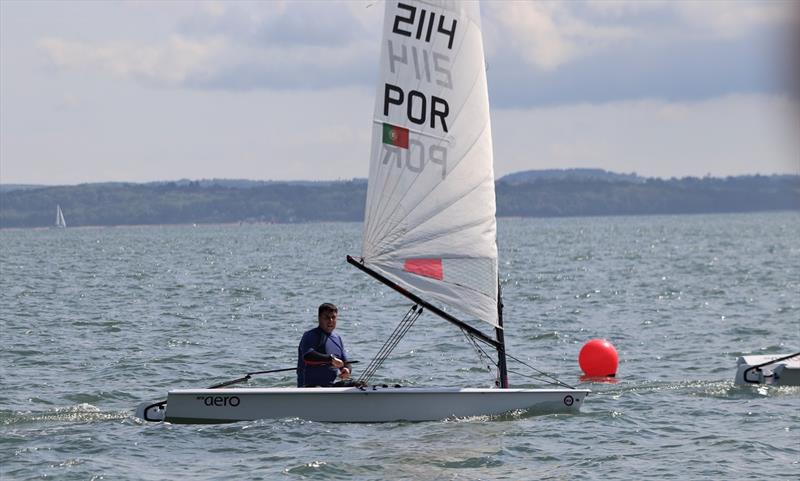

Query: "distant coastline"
<box><xmin>1</xmin><ymin>169</ymin><xmax>797</xmax><ymax>228</ymax></box>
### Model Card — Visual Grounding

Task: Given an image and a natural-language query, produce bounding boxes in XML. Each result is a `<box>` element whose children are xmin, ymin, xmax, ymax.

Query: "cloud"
<box><xmin>183</xmin><ymin>41</ymin><xmax>376</xmax><ymax>91</ymax></box>
<box><xmin>485</xmin><ymin>0</ymin><xmax>795</xmax><ymax>72</ymax></box>
<box><xmin>672</xmin><ymin>1</ymin><xmax>791</xmax><ymax>39</ymax></box>
<box><xmin>483</xmin><ymin>2</ymin><xmax>635</xmax><ymax>71</ymax></box>
<box><xmin>483</xmin><ymin>0</ymin><xmax>794</xmax><ymax>108</ymax></box>
<box><xmin>54</xmin><ymin>92</ymin><xmax>81</xmax><ymax>111</ymax></box>
<box><xmin>36</xmin><ymin>1</ymin><xmax>381</xmax><ymax>91</ymax></box>
<box><xmin>178</xmin><ymin>1</ymin><xmax>373</xmax><ymax>48</ymax></box>
<box><xmin>38</xmin><ymin>35</ymin><xmax>225</xmax><ymax>86</ymax></box>
<box><xmin>31</xmin><ymin>0</ymin><xmax>796</xmax><ymax>104</ymax></box>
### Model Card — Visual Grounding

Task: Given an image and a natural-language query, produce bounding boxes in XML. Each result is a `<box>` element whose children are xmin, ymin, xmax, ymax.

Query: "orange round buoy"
<box><xmin>579</xmin><ymin>339</ymin><xmax>618</xmax><ymax>377</ymax></box>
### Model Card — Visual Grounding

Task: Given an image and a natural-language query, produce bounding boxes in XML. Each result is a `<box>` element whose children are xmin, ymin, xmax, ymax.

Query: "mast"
<box><xmin>495</xmin><ymin>280</ymin><xmax>509</xmax><ymax>388</ymax></box>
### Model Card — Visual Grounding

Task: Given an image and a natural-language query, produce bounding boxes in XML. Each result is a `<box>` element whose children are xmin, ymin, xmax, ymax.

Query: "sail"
<box><xmin>55</xmin><ymin>205</ymin><xmax>66</xmax><ymax>228</ymax></box>
<box><xmin>362</xmin><ymin>1</ymin><xmax>499</xmax><ymax>328</ymax></box>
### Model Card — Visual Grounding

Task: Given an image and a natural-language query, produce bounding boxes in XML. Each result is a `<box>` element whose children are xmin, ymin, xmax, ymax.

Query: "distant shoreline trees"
<box><xmin>1</xmin><ymin>171</ymin><xmax>797</xmax><ymax>228</ymax></box>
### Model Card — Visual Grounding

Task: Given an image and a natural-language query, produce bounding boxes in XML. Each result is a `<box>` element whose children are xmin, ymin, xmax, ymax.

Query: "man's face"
<box><xmin>318</xmin><ymin>310</ymin><xmax>338</xmax><ymax>334</ymax></box>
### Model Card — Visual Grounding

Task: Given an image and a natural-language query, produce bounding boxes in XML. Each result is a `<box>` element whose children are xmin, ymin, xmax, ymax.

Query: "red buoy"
<box><xmin>579</xmin><ymin>339</ymin><xmax>618</xmax><ymax>377</ymax></box>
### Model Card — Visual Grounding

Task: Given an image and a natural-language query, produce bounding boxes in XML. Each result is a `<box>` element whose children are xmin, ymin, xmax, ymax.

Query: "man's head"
<box><xmin>317</xmin><ymin>303</ymin><xmax>339</xmax><ymax>334</ymax></box>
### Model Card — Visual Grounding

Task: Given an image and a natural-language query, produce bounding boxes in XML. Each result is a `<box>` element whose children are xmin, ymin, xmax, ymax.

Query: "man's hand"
<box><xmin>330</xmin><ymin>356</ymin><xmax>345</xmax><ymax>369</ymax></box>
<box><xmin>339</xmin><ymin>367</ymin><xmax>351</xmax><ymax>379</ymax></box>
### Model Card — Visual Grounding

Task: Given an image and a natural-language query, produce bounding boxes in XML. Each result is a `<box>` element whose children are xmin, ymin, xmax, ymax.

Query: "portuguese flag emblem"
<box><xmin>382</xmin><ymin>123</ymin><xmax>409</xmax><ymax>149</ymax></box>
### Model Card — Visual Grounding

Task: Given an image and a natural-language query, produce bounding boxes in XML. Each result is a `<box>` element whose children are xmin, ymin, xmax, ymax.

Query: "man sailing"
<box><xmin>297</xmin><ymin>303</ymin><xmax>353</xmax><ymax>387</ymax></box>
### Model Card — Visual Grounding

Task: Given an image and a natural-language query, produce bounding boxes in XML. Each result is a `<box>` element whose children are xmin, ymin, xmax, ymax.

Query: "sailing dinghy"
<box><xmin>136</xmin><ymin>0</ymin><xmax>589</xmax><ymax>424</ymax></box>
<box><xmin>55</xmin><ymin>204</ymin><xmax>66</xmax><ymax>228</ymax></box>
<box><xmin>735</xmin><ymin>352</ymin><xmax>800</xmax><ymax>386</ymax></box>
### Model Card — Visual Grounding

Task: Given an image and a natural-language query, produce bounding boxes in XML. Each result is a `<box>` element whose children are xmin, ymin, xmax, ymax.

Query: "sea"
<box><xmin>1</xmin><ymin>212</ymin><xmax>798</xmax><ymax>480</ymax></box>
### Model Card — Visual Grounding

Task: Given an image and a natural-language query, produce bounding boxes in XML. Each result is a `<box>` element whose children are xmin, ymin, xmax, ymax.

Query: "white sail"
<box><xmin>361</xmin><ymin>1</ymin><xmax>499</xmax><ymax>327</ymax></box>
<box><xmin>55</xmin><ymin>204</ymin><xmax>66</xmax><ymax>228</ymax></box>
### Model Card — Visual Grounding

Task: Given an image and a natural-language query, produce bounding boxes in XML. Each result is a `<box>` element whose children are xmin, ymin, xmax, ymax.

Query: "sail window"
<box><xmin>403</xmin><ymin>258</ymin><xmax>443</xmax><ymax>280</ymax></box>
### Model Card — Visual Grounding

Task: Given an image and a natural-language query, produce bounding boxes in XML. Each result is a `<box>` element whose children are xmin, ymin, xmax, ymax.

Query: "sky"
<box><xmin>1</xmin><ymin>0</ymin><xmax>798</xmax><ymax>185</ymax></box>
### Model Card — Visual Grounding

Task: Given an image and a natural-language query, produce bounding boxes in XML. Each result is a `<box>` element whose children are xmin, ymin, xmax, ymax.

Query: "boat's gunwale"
<box><xmin>168</xmin><ymin>386</ymin><xmax>592</xmax><ymax>395</ymax></box>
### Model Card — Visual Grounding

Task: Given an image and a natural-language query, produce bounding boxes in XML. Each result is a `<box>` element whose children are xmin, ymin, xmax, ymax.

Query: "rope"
<box><xmin>504</xmin><ymin>351</ymin><xmax>575</xmax><ymax>389</ymax></box>
<box><xmin>355</xmin><ymin>302</ymin><xmax>574</xmax><ymax>390</ymax></box>
<box><xmin>460</xmin><ymin>327</ymin><xmax>575</xmax><ymax>390</ymax></box>
<box><xmin>357</xmin><ymin>305</ymin><xmax>423</xmax><ymax>385</ymax></box>
<box><xmin>460</xmin><ymin>328</ymin><xmax>499</xmax><ymax>385</ymax></box>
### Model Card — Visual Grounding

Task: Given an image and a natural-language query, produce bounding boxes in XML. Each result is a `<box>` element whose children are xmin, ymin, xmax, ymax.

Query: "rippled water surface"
<box><xmin>1</xmin><ymin>213</ymin><xmax>798</xmax><ymax>480</ymax></box>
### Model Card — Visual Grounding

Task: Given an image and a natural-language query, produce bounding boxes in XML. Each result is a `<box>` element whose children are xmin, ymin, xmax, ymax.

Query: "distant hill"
<box><xmin>496</xmin><ymin>174</ymin><xmax>799</xmax><ymax>218</ymax></box>
<box><xmin>0</xmin><ymin>184</ymin><xmax>46</xmax><ymax>193</ymax></box>
<box><xmin>1</xmin><ymin>171</ymin><xmax>797</xmax><ymax>228</ymax></box>
<box><xmin>499</xmin><ymin>168</ymin><xmax>644</xmax><ymax>184</ymax></box>
<box><xmin>150</xmin><ymin>178</ymin><xmax>368</xmax><ymax>189</ymax></box>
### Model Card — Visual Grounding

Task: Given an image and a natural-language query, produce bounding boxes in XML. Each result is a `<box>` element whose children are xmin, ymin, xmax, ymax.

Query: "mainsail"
<box><xmin>361</xmin><ymin>1</ymin><xmax>498</xmax><ymax>327</ymax></box>
<box><xmin>55</xmin><ymin>204</ymin><xmax>66</xmax><ymax>228</ymax></box>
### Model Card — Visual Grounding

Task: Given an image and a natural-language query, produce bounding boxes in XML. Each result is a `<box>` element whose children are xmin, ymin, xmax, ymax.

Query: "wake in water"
<box><xmin>0</xmin><ymin>404</ymin><xmax>129</xmax><ymax>427</ymax></box>
<box><xmin>576</xmin><ymin>378</ymin><xmax>800</xmax><ymax>399</ymax></box>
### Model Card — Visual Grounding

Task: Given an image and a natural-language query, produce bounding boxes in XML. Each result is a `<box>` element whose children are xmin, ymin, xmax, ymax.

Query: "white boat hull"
<box><xmin>735</xmin><ymin>354</ymin><xmax>800</xmax><ymax>386</ymax></box>
<box><xmin>136</xmin><ymin>387</ymin><xmax>590</xmax><ymax>423</ymax></box>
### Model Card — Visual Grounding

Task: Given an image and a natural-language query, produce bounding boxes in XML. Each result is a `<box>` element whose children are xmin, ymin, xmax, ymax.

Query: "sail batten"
<box><xmin>361</xmin><ymin>0</ymin><xmax>499</xmax><ymax>328</ymax></box>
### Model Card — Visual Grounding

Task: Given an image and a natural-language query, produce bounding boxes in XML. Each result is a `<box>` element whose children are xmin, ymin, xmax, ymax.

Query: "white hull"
<box><xmin>137</xmin><ymin>387</ymin><xmax>590</xmax><ymax>423</ymax></box>
<box><xmin>735</xmin><ymin>354</ymin><xmax>800</xmax><ymax>386</ymax></box>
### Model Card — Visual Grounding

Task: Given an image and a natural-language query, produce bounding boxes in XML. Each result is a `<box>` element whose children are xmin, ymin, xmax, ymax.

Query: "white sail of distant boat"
<box><xmin>136</xmin><ymin>0</ymin><xmax>589</xmax><ymax>423</ymax></box>
<box><xmin>55</xmin><ymin>204</ymin><xmax>66</xmax><ymax>228</ymax></box>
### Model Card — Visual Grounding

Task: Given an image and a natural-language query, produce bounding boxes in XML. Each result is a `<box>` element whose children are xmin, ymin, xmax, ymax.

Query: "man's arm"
<box><xmin>303</xmin><ymin>350</ymin><xmax>333</xmax><ymax>363</ymax></box>
<box><xmin>303</xmin><ymin>351</ymin><xmax>345</xmax><ymax>369</ymax></box>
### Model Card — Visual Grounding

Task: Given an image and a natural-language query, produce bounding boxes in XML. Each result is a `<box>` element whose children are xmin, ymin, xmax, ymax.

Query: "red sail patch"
<box><xmin>403</xmin><ymin>258</ymin><xmax>443</xmax><ymax>280</ymax></box>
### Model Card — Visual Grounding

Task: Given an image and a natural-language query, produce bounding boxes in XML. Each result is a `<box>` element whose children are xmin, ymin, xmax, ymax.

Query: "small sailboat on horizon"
<box><xmin>55</xmin><ymin>204</ymin><xmax>66</xmax><ymax>228</ymax></box>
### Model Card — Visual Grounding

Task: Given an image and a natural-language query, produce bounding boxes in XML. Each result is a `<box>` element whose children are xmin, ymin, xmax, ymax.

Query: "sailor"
<box><xmin>297</xmin><ymin>303</ymin><xmax>352</xmax><ymax>387</ymax></box>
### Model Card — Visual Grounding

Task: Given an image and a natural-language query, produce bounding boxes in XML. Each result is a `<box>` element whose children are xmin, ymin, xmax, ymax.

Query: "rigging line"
<box><xmin>358</xmin><ymin>306</ymin><xmax>416</xmax><ymax>382</ymax></box>
<box><xmin>360</xmin><ymin>313</ymin><xmax>416</xmax><ymax>383</ymax></box>
<box><xmin>371</xmin><ymin>306</ymin><xmax>417</xmax><ymax>363</ymax></box>
<box><xmin>462</xmin><ymin>327</ymin><xmax>496</xmax><ymax>367</ymax></box>
<box><xmin>371</xmin><ymin>307</ymin><xmax>421</xmax><ymax>374</ymax></box>
<box><xmin>459</xmin><ymin>325</ymin><xmax>574</xmax><ymax>390</ymax></box>
<box><xmin>369</xmin><ymin>310</ymin><xmax>420</xmax><ymax>377</ymax></box>
<box><xmin>468</xmin><ymin>334</ymin><xmax>499</xmax><ymax>381</ymax></box>
<box><xmin>359</xmin><ymin>308</ymin><xmax>421</xmax><ymax>384</ymax></box>
<box><xmin>358</xmin><ymin>305</ymin><xmax>423</xmax><ymax>384</ymax></box>
<box><xmin>504</xmin><ymin>351</ymin><xmax>575</xmax><ymax>390</ymax></box>
<box><xmin>461</xmin><ymin>328</ymin><xmax>498</xmax><ymax>384</ymax></box>
<box><xmin>506</xmin><ymin>368</ymin><xmax>570</xmax><ymax>387</ymax></box>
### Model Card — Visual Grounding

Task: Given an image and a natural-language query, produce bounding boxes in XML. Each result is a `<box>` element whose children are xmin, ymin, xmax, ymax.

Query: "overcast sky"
<box><xmin>1</xmin><ymin>0</ymin><xmax>798</xmax><ymax>185</ymax></box>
